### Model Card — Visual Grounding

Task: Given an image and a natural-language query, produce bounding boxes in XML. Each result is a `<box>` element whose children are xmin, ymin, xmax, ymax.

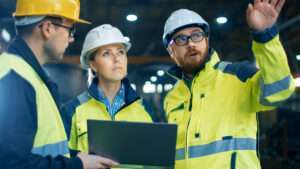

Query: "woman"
<box><xmin>64</xmin><ymin>24</ymin><xmax>153</xmax><ymax>155</ymax></box>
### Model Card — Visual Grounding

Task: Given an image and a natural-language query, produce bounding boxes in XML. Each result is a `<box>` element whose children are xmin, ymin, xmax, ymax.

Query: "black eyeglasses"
<box><xmin>51</xmin><ymin>22</ymin><xmax>76</xmax><ymax>37</ymax></box>
<box><xmin>170</xmin><ymin>31</ymin><xmax>207</xmax><ymax>46</ymax></box>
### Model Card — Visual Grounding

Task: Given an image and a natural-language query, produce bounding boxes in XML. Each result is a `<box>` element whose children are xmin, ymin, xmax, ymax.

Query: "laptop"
<box><xmin>87</xmin><ymin>120</ymin><xmax>177</xmax><ymax>169</ymax></box>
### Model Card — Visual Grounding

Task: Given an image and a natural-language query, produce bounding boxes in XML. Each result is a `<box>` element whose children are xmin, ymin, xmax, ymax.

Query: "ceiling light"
<box><xmin>1</xmin><ymin>29</ymin><xmax>11</xmax><ymax>42</ymax></box>
<box><xmin>296</xmin><ymin>54</ymin><xmax>300</xmax><ymax>61</ymax></box>
<box><xmin>216</xmin><ymin>16</ymin><xmax>228</xmax><ymax>24</ymax></box>
<box><xmin>150</xmin><ymin>76</ymin><xmax>157</xmax><ymax>82</ymax></box>
<box><xmin>157</xmin><ymin>70</ymin><xmax>165</xmax><ymax>76</ymax></box>
<box><xmin>130</xmin><ymin>83</ymin><xmax>136</xmax><ymax>90</ymax></box>
<box><xmin>143</xmin><ymin>83</ymin><xmax>155</xmax><ymax>93</ymax></box>
<box><xmin>126</xmin><ymin>14</ymin><xmax>138</xmax><ymax>22</ymax></box>
<box><xmin>295</xmin><ymin>77</ymin><xmax>300</xmax><ymax>87</ymax></box>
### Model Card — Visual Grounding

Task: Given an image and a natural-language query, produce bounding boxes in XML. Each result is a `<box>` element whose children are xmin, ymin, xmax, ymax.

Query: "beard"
<box><xmin>180</xmin><ymin>47</ymin><xmax>209</xmax><ymax>75</ymax></box>
<box><xmin>44</xmin><ymin>43</ymin><xmax>65</xmax><ymax>63</ymax></box>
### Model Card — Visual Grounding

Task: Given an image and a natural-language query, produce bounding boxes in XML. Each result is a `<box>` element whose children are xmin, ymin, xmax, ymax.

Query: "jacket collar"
<box><xmin>88</xmin><ymin>77</ymin><xmax>140</xmax><ymax>105</ymax></box>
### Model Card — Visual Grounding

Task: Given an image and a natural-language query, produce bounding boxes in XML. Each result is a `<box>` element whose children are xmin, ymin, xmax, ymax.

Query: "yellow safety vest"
<box><xmin>0</xmin><ymin>53</ymin><xmax>70</xmax><ymax>157</ymax></box>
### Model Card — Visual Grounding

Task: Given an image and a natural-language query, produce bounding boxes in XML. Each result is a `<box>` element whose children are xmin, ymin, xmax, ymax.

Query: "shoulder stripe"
<box><xmin>215</xmin><ymin>61</ymin><xmax>258</xmax><ymax>82</ymax></box>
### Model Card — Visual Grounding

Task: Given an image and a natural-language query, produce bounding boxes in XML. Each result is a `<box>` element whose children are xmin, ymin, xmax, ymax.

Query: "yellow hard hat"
<box><xmin>13</xmin><ymin>0</ymin><xmax>90</xmax><ymax>24</ymax></box>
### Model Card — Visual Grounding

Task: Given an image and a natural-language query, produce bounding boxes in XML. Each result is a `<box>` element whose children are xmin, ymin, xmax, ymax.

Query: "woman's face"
<box><xmin>89</xmin><ymin>43</ymin><xmax>128</xmax><ymax>83</ymax></box>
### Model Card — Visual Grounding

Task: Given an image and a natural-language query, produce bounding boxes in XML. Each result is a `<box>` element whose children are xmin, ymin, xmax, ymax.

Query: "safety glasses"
<box><xmin>170</xmin><ymin>31</ymin><xmax>207</xmax><ymax>46</ymax></box>
<box><xmin>51</xmin><ymin>22</ymin><xmax>76</xmax><ymax>38</ymax></box>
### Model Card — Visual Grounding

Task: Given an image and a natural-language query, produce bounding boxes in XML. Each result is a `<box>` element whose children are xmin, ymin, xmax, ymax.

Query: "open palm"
<box><xmin>246</xmin><ymin>0</ymin><xmax>285</xmax><ymax>31</ymax></box>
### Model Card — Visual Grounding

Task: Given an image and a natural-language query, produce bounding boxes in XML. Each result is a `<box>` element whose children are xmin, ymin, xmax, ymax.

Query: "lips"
<box><xmin>189</xmin><ymin>52</ymin><xmax>198</xmax><ymax>57</ymax></box>
<box><xmin>113</xmin><ymin>67</ymin><xmax>122</xmax><ymax>71</ymax></box>
<box><xmin>185</xmin><ymin>50</ymin><xmax>200</xmax><ymax>58</ymax></box>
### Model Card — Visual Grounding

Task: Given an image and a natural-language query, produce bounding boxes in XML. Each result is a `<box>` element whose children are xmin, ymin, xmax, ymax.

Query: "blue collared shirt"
<box><xmin>97</xmin><ymin>83</ymin><xmax>125</xmax><ymax>117</ymax></box>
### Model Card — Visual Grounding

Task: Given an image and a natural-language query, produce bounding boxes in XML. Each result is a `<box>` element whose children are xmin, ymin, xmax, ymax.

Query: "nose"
<box><xmin>113</xmin><ymin>53</ymin><xmax>121</xmax><ymax>62</ymax></box>
<box><xmin>187</xmin><ymin>38</ymin><xmax>196</xmax><ymax>48</ymax></box>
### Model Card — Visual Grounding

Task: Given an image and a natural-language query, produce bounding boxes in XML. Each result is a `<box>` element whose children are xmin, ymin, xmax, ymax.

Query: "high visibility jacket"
<box><xmin>0</xmin><ymin>53</ymin><xmax>69</xmax><ymax>157</ymax></box>
<box><xmin>164</xmin><ymin>34</ymin><xmax>295</xmax><ymax>169</ymax></box>
<box><xmin>65</xmin><ymin>78</ymin><xmax>153</xmax><ymax>153</ymax></box>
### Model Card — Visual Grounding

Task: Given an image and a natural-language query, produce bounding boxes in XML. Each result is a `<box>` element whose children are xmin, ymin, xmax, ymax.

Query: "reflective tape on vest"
<box><xmin>31</xmin><ymin>140</ymin><xmax>69</xmax><ymax>157</ymax></box>
<box><xmin>176</xmin><ymin>138</ymin><xmax>257</xmax><ymax>160</ymax></box>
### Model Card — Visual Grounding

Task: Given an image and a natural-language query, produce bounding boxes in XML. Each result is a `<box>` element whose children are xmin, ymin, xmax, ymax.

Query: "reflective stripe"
<box><xmin>176</xmin><ymin>148</ymin><xmax>185</xmax><ymax>160</ymax></box>
<box><xmin>31</xmin><ymin>140</ymin><xmax>69</xmax><ymax>157</ymax></box>
<box><xmin>260</xmin><ymin>76</ymin><xmax>291</xmax><ymax>106</ymax></box>
<box><xmin>216</xmin><ymin>61</ymin><xmax>230</xmax><ymax>71</ymax></box>
<box><xmin>189</xmin><ymin>138</ymin><xmax>256</xmax><ymax>158</ymax></box>
<box><xmin>261</xmin><ymin>76</ymin><xmax>291</xmax><ymax>98</ymax></box>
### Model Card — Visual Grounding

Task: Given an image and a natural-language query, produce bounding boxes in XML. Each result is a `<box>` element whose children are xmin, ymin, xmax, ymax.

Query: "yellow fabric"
<box><xmin>164</xmin><ymin>36</ymin><xmax>295</xmax><ymax>169</ymax></box>
<box><xmin>69</xmin><ymin>97</ymin><xmax>153</xmax><ymax>153</ymax></box>
<box><xmin>14</xmin><ymin>0</ymin><xmax>90</xmax><ymax>24</ymax></box>
<box><xmin>0</xmin><ymin>53</ymin><xmax>70</xmax><ymax>157</ymax></box>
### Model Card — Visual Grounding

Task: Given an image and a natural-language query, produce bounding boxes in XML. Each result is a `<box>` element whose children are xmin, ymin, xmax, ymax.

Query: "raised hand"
<box><xmin>246</xmin><ymin>0</ymin><xmax>285</xmax><ymax>31</ymax></box>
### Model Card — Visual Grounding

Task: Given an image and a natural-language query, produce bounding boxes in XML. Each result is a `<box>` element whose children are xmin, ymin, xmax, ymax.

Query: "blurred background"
<box><xmin>1</xmin><ymin>0</ymin><xmax>300</xmax><ymax>168</ymax></box>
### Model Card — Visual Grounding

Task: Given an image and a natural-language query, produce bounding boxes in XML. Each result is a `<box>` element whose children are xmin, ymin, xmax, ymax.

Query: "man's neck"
<box><xmin>98</xmin><ymin>79</ymin><xmax>121</xmax><ymax>103</ymax></box>
<box><xmin>22</xmin><ymin>35</ymin><xmax>45</xmax><ymax>65</ymax></box>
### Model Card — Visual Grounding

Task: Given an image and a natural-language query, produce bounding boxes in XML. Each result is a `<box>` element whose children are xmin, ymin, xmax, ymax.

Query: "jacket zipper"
<box><xmin>111</xmin><ymin>97</ymin><xmax>141</xmax><ymax>120</ymax></box>
<box><xmin>185</xmin><ymin>80</ymin><xmax>194</xmax><ymax>160</ymax></box>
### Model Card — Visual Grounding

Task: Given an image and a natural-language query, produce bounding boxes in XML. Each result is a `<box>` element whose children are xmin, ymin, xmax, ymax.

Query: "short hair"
<box><xmin>15</xmin><ymin>16</ymin><xmax>63</xmax><ymax>37</ymax></box>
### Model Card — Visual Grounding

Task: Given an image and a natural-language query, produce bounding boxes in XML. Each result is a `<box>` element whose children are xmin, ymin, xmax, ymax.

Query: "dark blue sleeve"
<box><xmin>223</xmin><ymin>61</ymin><xmax>258</xmax><ymax>82</ymax></box>
<box><xmin>252</xmin><ymin>24</ymin><xmax>278</xmax><ymax>43</ymax></box>
<box><xmin>61</xmin><ymin>98</ymin><xmax>80</xmax><ymax>139</ymax></box>
<box><xmin>0</xmin><ymin>71</ymin><xmax>83</xmax><ymax>169</ymax></box>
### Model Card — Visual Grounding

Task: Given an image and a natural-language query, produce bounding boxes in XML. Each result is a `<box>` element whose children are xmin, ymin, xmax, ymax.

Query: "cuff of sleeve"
<box><xmin>70</xmin><ymin>157</ymin><xmax>83</xmax><ymax>169</ymax></box>
<box><xmin>252</xmin><ymin>24</ymin><xmax>279</xmax><ymax>43</ymax></box>
<box><xmin>70</xmin><ymin>149</ymin><xmax>80</xmax><ymax>157</ymax></box>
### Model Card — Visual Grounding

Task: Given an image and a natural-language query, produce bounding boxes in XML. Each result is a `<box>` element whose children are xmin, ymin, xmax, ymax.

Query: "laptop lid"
<box><xmin>88</xmin><ymin>120</ymin><xmax>177</xmax><ymax>168</ymax></box>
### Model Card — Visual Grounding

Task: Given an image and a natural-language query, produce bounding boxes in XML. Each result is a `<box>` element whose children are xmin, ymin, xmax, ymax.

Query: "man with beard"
<box><xmin>162</xmin><ymin>0</ymin><xmax>295</xmax><ymax>169</ymax></box>
<box><xmin>0</xmin><ymin>0</ymin><xmax>118</xmax><ymax>169</ymax></box>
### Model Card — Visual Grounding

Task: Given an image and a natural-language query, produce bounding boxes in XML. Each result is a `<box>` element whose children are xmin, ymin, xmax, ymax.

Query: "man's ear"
<box><xmin>39</xmin><ymin>20</ymin><xmax>53</xmax><ymax>39</ymax></box>
<box><xmin>167</xmin><ymin>45</ymin><xmax>175</xmax><ymax>60</ymax></box>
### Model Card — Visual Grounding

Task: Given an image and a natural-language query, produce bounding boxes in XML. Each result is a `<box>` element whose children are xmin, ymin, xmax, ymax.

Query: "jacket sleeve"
<box><xmin>61</xmin><ymin>98</ymin><xmax>81</xmax><ymax>157</ymax></box>
<box><xmin>68</xmin><ymin>112</ymin><xmax>81</xmax><ymax>157</ymax></box>
<box><xmin>247</xmin><ymin>25</ymin><xmax>295</xmax><ymax>111</ymax></box>
<box><xmin>61</xmin><ymin>98</ymin><xmax>81</xmax><ymax>139</ymax></box>
<box><xmin>0</xmin><ymin>70</ymin><xmax>83</xmax><ymax>169</ymax></box>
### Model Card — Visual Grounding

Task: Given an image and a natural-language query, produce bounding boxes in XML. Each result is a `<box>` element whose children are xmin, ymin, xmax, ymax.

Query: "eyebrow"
<box><xmin>101</xmin><ymin>47</ymin><xmax>125</xmax><ymax>52</ymax></box>
<box><xmin>191</xmin><ymin>29</ymin><xmax>204</xmax><ymax>33</ymax></box>
<box><xmin>174</xmin><ymin>28</ymin><xmax>203</xmax><ymax>37</ymax></box>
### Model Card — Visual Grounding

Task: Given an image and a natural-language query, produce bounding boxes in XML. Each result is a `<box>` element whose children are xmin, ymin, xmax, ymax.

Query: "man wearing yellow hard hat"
<box><xmin>0</xmin><ymin>0</ymin><xmax>119</xmax><ymax>169</ymax></box>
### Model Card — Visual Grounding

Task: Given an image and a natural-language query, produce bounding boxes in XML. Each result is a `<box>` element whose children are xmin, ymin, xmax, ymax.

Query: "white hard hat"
<box><xmin>80</xmin><ymin>24</ymin><xmax>131</xmax><ymax>69</ymax></box>
<box><xmin>162</xmin><ymin>9</ymin><xmax>209</xmax><ymax>47</ymax></box>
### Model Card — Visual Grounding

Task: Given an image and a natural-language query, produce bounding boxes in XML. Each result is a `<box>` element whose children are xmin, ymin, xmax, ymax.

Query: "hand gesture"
<box><xmin>246</xmin><ymin>0</ymin><xmax>285</xmax><ymax>31</ymax></box>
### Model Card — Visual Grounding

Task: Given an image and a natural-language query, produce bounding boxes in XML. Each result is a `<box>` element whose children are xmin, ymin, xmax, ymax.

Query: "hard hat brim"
<box><xmin>73</xmin><ymin>18</ymin><xmax>91</xmax><ymax>24</ymax></box>
<box><xmin>81</xmin><ymin>42</ymin><xmax>131</xmax><ymax>69</ymax></box>
<box><xmin>13</xmin><ymin>13</ymin><xmax>91</xmax><ymax>24</ymax></box>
